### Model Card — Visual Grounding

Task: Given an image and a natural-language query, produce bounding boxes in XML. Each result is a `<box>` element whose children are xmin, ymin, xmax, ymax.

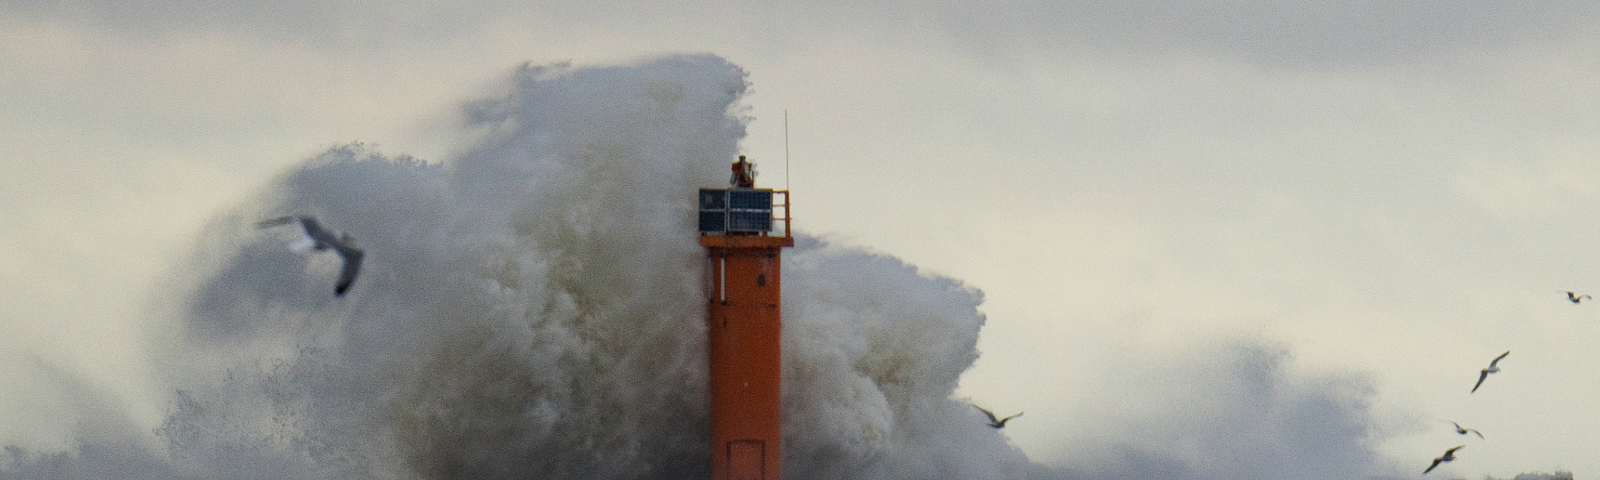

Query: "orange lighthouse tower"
<box><xmin>698</xmin><ymin>155</ymin><xmax>792</xmax><ymax>480</ymax></box>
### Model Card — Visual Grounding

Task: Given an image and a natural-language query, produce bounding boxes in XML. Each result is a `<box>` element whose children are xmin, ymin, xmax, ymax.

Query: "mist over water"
<box><xmin>6</xmin><ymin>54</ymin><xmax>1554</xmax><ymax>479</ymax></box>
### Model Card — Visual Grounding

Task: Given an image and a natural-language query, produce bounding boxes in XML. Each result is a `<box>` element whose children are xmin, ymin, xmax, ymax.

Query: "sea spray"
<box><xmin>782</xmin><ymin>237</ymin><xmax>1031</xmax><ymax>479</ymax></box>
<box><xmin>147</xmin><ymin>54</ymin><xmax>1030</xmax><ymax>478</ymax></box>
<box><xmin>2</xmin><ymin>54</ymin><xmax>1403</xmax><ymax>480</ymax></box>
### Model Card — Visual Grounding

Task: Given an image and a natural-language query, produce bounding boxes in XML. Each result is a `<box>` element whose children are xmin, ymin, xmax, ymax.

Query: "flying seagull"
<box><xmin>1449</xmin><ymin>421</ymin><xmax>1484</xmax><ymax>439</ymax></box>
<box><xmin>1567</xmin><ymin>291</ymin><xmax>1592</xmax><ymax>304</ymax></box>
<box><xmin>1471</xmin><ymin>350</ymin><xmax>1510</xmax><ymax>394</ymax></box>
<box><xmin>258</xmin><ymin>216</ymin><xmax>364</xmax><ymax>296</ymax></box>
<box><xmin>974</xmin><ymin>404</ymin><xmax>1023</xmax><ymax>429</ymax></box>
<box><xmin>1423</xmin><ymin>445</ymin><xmax>1464</xmax><ymax>474</ymax></box>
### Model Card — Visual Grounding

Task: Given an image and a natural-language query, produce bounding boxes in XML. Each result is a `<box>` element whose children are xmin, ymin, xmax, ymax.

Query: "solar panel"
<box><xmin>699</xmin><ymin>188</ymin><xmax>773</xmax><ymax>234</ymax></box>
<box><xmin>699</xmin><ymin>188</ymin><xmax>726</xmax><ymax>210</ymax></box>
<box><xmin>729</xmin><ymin>211</ymin><xmax>772</xmax><ymax>232</ymax></box>
<box><xmin>729</xmin><ymin>190</ymin><xmax>772</xmax><ymax>210</ymax></box>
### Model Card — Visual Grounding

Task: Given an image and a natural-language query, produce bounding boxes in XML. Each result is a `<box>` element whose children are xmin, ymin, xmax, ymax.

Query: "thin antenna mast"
<box><xmin>784</xmin><ymin>109</ymin><xmax>790</xmax><ymax>191</ymax></box>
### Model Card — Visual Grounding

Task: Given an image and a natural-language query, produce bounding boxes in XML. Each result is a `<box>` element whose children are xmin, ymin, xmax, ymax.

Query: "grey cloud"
<box><xmin>13</xmin><ymin>0</ymin><xmax>1596</xmax><ymax>68</ymax></box>
<box><xmin>0</xmin><ymin>0</ymin><xmax>516</xmax><ymax>48</ymax></box>
<box><xmin>915</xmin><ymin>0</ymin><xmax>1600</xmax><ymax>68</ymax></box>
<box><xmin>1496</xmin><ymin>474</ymin><xmax>1574</xmax><ymax>480</ymax></box>
<box><xmin>1031</xmin><ymin>340</ymin><xmax>1396</xmax><ymax>480</ymax></box>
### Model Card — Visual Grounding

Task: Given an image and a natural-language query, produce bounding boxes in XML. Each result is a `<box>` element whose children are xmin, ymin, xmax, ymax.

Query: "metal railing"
<box><xmin>771</xmin><ymin>190</ymin><xmax>791</xmax><ymax>238</ymax></box>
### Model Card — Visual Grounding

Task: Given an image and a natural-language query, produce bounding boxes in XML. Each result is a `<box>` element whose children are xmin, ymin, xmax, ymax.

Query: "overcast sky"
<box><xmin>5</xmin><ymin>1</ymin><xmax>1600</xmax><ymax>478</ymax></box>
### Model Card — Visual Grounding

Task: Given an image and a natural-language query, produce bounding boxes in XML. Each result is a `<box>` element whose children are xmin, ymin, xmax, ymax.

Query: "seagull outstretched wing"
<box><xmin>256</xmin><ymin>216</ymin><xmax>297</xmax><ymax>229</ymax></box>
<box><xmin>1451</xmin><ymin>422</ymin><xmax>1484</xmax><ymax>439</ymax></box>
<box><xmin>1487</xmin><ymin>351</ymin><xmax>1509</xmax><ymax>369</ymax></box>
<box><xmin>1424</xmin><ymin>457</ymin><xmax>1443</xmax><ymax>474</ymax></box>
<box><xmin>998</xmin><ymin>411</ymin><xmax>1023</xmax><ymax>426</ymax></box>
<box><xmin>1423</xmin><ymin>445</ymin><xmax>1464</xmax><ymax>474</ymax></box>
<box><xmin>966</xmin><ymin>404</ymin><xmax>992</xmax><ymax>422</ymax></box>
<box><xmin>333</xmin><ymin>247</ymin><xmax>363</xmax><ymax>296</ymax></box>
<box><xmin>259</xmin><ymin>215</ymin><xmax>365</xmax><ymax>296</ymax></box>
<box><xmin>973</xmin><ymin>404</ymin><xmax>1022</xmax><ymax>428</ymax></box>
<box><xmin>1472</xmin><ymin>351</ymin><xmax>1509</xmax><ymax>393</ymax></box>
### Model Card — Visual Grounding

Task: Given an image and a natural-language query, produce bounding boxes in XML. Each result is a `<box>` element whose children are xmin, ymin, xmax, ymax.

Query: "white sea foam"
<box><xmin>0</xmin><ymin>54</ymin><xmax>1469</xmax><ymax>480</ymax></box>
